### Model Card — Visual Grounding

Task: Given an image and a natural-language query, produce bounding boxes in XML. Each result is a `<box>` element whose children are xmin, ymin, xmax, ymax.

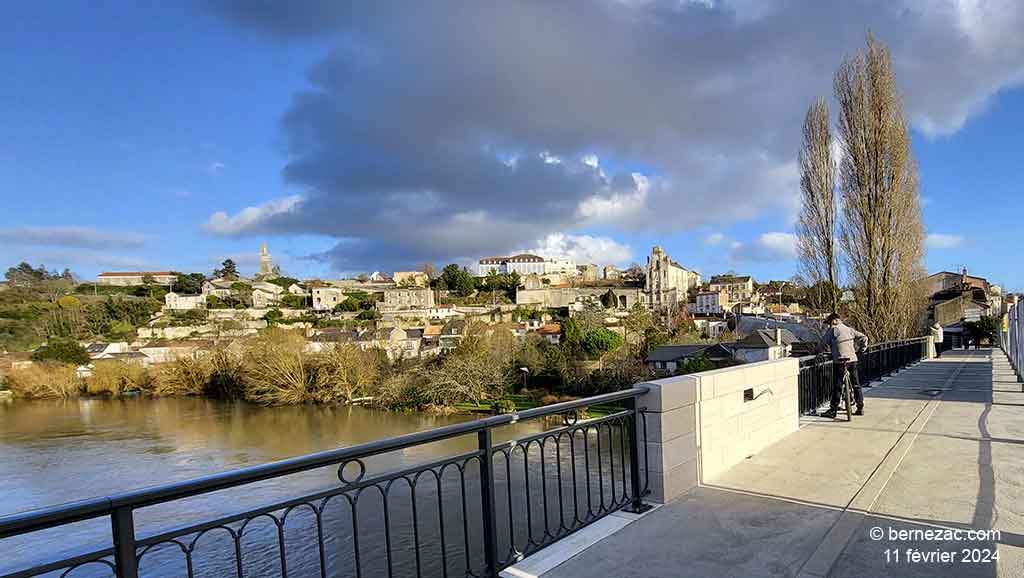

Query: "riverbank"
<box><xmin>2</xmin><ymin>327</ymin><xmax>644</xmax><ymax>417</ymax></box>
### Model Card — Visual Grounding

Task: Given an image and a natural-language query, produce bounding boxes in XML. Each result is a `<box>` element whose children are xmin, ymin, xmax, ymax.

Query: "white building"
<box><xmin>694</xmin><ymin>290</ymin><xmax>728</xmax><ymax>315</ymax></box>
<box><xmin>251</xmin><ymin>282</ymin><xmax>285</xmax><ymax>309</ymax></box>
<box><xmin>165</xmin><ymin>292</ymin><xmax>206</xmax><ymax>310</ymax></box>
<box><xmin>478</xmin><ymin>254</ymin><xmax>547</xmax><ymax>276</ymax></box>
<box><xmin>96</xmin><ymin>271</ymin><xmax>176</xmax><ymax>286</ymax></box>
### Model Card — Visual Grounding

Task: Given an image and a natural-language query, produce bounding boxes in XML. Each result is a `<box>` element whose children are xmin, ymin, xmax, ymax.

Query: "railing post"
<box><xmin>477</xmin><ymin>429</ymin><xmax>499</xmax><ymax>578</ymax></box>
<box><xmin>624</xmin><ymin>397</ymin><xmax>652</xmax><ymax>513</ymax></box>
<box><xmin>111</xmin><ymin>507</ymin><xmax>139</xmax><ymax>578</ymax></box>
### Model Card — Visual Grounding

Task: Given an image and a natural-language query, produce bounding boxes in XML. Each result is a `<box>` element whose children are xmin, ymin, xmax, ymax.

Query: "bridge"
<box><xmin>1</xmin><ymin>313</ymin><xmax>1022</xmax><ymax>577</ymax></box>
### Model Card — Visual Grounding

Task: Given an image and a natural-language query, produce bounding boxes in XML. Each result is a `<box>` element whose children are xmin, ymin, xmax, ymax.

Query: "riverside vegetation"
<box><xmin>1</xmin><ymin>303</ymin><xmax>735</xmax><ymax>413</ymax></box>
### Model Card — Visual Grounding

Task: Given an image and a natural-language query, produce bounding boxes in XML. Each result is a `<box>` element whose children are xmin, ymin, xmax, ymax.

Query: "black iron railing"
<box><xmin>0</xmin><ymin>389</ymin><xmax>650</xmax><ymax>578</ymax></box>
<box><xmin>798</xmin><ymin>337</ymin><xmax>928</xmax><ymax>415</ymax></box>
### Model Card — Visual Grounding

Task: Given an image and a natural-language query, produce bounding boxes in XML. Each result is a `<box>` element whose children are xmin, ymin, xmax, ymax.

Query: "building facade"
<box><xmin>708</xmin><ymin>275</ymin><xmax>756</xmax><ymax>303</ymax></box>
<box><xmin>96</xmin><ymin>272</ymin><xmax>176</xmax><ymax>286</ymax></box>
<box><xmin>379</xmin><ymin>288</ymin><xmax>435</xmax><ymax>312</ymax></box>
<box><xmin>312</xmin><ymin>287</ymin><xmax>346</xmax><ymax>311</ymax></box>
<box><xmin>645</xmin><ymin>246</ymin><xmax>700</xmax><ymax>310</ymax></box>
<box><xmin>694</xmin><ymin>289</ymin><xmax>729</xmax><ymax>315</ymax></box>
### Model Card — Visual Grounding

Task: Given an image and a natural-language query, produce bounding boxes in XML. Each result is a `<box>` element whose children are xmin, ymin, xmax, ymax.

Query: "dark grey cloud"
<box><xmin>0</xmin><ymin>226</ymin><xmax>149</xmax><ymax>250</ymax></box>
<box><xmin>206</xmin><ymin>0</ymin><xmax>1024</xmax><ymax>272</ymax></box>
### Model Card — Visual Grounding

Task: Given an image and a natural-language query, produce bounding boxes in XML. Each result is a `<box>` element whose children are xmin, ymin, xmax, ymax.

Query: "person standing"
<box><xmin>817</xmin><ymin>313</ymin><xmax>869</xmax><ymax>418</ymax></box>
<box><xmin>930</xmin><ymin>322</ymin><xmax>944</xmax><ymax>358</ymax></box>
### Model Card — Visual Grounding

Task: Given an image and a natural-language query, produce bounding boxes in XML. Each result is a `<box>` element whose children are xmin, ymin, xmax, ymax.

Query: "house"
<box><xmin>694</xmin><ymin>289</ymin><xmax>729</xmax><ymax>315</ymax></box>
<box><xmin>369</xmin><ymin>271</ymin><xmax>390</xmax><ymax>282</ymax></box>
<box><xmin>693</xmin><ymin>318</ymin><xmax>729</xmax><ymax>339</ymax></box>
<box><xmin>83</xmin><ymin>342</ymin><xmax>130</xmax><ymax>360</ymax></box>
<box><xmin>576</xmin><ymin>264</ymin><xmax>599</xmax><ymax>283</ymax></box>
<box><xmin>731</xmin><ymin>328</ymin><xmax>798</xmax><ymax>363</ymax></box>
<box><xmin>421</xmin><ymin>324</ymin><xmax>444</xmax><ymax>356</ymax></box>
<box><xmin>645</xmin><ymin>344</ymin><xmax>735</xmax><ymax>375</ymax></box>
<box><xmin>925</xmin><ymin>269</ymin><xmax>989</xmax><ymax>296</ymax></box>
<box><xmin>538</xmin><ymin>323</ymin><xmax>562</xmax><ymax>345</ymax></box>
<box><xmin>934</xmin><ymin>295</ymin><xmax>990</xmax><ymax>326</ymax></box>
<box><xmin>165</xmin><ymin>292</ymin><xmax>206</xmax><ymax>311</ymax></box>
<box><xmin>304</xmin><ymin>329</ymin><xmax>360</xmax><ymax>353</ymax></box>
<box><xmin>440</xmin><ymin>319</ymin><xmax>469</xmax><ymax>351</ymax></box>
<box><xmin>287</xmin><ymin>283</ymin><xmax>307</xmax><ymax>296</ymax></box>
<box><xmin>104</xmin><ymin>351</ymin><xmax>151</xmax><ymax>367</ymax></box>
<box><xmin>708</xmin><ymin>275</ymin><xmax>756</xmax><ymax>303</ymax></box>
<box><xmin>478</xmin><ymin>254</ymin><xmax>548</xmax><ymax>276</ymax></box>
<box><xmin>251</xmin><ymin>282</ymin><xmax>285</xmax><ymax>309</ymax></box>
<box><xmin>603</xmin><ymin>265</ymin><xmax>622</xmax><ymax>280</ymax></box>
<box><xmin>393</xmin><ymin>271</ymin><xmax>430</xmax><ymax>287</ymax></box>
<box><xmin>138</xmin><ymin>339</ymin><xmax>214</xmax><ymax>363</ymax></box>
<box><xmin>96</xmin><ymin>271</ymin><xmax>176</xmax><ymax>286</ymax></box>
<box><xmin>312</xmin><ymin>286</ymin><xmax>346</xmax><ymax>311</ymax></box>
<box><xmin>202</xmin><ymin>279</ymin><xmax>235</xmax><ymax>298</ymax></box>
<box><xmin>379</xmin><ymin>288</ymin><xmax>435</xmax><ymax>312</ymax></box>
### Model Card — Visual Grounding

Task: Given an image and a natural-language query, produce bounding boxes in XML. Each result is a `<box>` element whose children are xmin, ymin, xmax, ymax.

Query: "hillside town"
<box><xmin>2</xmin><ymin>243</ymin><xmax>1015</xmax><ymax>382</ymax></box>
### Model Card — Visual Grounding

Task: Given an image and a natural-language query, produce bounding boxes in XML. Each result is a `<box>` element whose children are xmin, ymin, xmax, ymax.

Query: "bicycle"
<box><xmin>836</xmin><ymin>357</ymin><xmax>855</xmax><ymax>422</ymax></box>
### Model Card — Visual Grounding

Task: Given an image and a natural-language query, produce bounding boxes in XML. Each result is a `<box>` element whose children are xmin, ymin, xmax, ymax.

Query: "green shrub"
<box><xmin>32</xmin><ymin>339</ymin><xmax>90</xmax><ymax>365</ymax></box>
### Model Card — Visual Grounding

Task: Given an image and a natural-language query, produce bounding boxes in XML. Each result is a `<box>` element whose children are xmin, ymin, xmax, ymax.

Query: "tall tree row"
<box><xmin>797</xmin><ymin>34</ymin><xmax>926</xmax><ymax>340</ymax></box>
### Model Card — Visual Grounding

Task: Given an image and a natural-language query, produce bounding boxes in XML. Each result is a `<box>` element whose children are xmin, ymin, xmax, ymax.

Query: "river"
<box><xmin>0</xmin><ymin>397</ymin><xmax>631</xmax><ymax>577</ymax></box>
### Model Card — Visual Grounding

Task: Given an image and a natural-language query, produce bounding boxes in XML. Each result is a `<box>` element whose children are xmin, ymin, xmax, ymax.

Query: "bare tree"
<box><xmin>834</xmin><ymin>34</ymin><xmax>926</xmax><ymax>340</ymax></box>
<box><xmin>796</xmin><ymin>97</ymin><xmax>840</xmax><ymax>314</ymax></box>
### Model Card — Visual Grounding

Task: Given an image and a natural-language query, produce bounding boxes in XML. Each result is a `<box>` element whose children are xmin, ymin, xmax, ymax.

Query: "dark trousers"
<box><xmin>831</xmin><ymin>361</ymin><xmax>863</xmax><ymax>411</ymax></box>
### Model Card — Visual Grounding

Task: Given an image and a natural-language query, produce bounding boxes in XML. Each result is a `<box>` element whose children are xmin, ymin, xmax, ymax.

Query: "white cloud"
<box><xmin>208</xmin><ymin>161</ymin><xmax>226</xmax><ymax>175</ymax></box>
<box><xmin>0</xmin><ymin>226</ymin><xmax>149</xmax><ymax>249</ymax></box>
<box><xmin>730</xmin><ymin>232</ymin><xmax>798</xmax><ymax>262</ymax></box>
<box><xmin>926</xmin><ymin>233</ymin><xmax>963</xmax><ymax>249</ymax></box>
<box><xmin>204</xmin><ymin>195</ymin><xmax>303</xmax><ymax>236</ymax></box>
<box><xmin>705</xmin><ymin>232</ymin><xmax>725</xmax><ymax>246</ymax></box>
<box><xmin>521</xmin><ymin>233</ymin><xmax>633</xmax><ymax>266</ymax></box>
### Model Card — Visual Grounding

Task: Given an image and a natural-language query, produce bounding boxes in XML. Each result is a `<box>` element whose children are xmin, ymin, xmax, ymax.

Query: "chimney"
<box><xmin>775</xmin><ymin>328</ymin><xmax>783</xmax><ymax>345</ymax></box>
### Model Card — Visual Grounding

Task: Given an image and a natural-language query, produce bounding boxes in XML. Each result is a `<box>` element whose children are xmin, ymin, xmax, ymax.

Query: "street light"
<box><xmin>519</xmin><ymin>367</ymin><xmax>529</xmax><ymax>391</ymax></box>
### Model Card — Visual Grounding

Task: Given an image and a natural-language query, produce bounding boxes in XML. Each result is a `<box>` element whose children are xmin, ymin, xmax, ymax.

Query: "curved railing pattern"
<box><xmin>0</xmin><ymin>388</ymin><xmax>650</xmax><ymax>578</ymax></box>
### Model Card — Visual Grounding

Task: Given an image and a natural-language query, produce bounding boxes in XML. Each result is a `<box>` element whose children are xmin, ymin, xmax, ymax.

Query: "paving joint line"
<box><xmin>796</xmin><ymin>359</ymin><xmax>968</xmax><ymax>578</ymax></box>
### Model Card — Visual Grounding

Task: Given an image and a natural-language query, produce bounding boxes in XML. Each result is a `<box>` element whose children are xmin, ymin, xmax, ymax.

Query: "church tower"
<box><xmin>259</xmin><ymin>243</ymin><xmax>274</xmax><ymax>277</ymax></box>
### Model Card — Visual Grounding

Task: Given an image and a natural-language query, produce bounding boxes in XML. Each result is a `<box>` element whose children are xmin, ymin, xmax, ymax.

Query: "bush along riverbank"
<box><xmin>1</xmin><ymin>313</ymin><xmax>739</xmax><ymax>415</ymax></box>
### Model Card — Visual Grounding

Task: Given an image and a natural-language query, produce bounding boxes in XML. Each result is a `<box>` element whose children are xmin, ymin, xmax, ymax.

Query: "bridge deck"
<box><xmin>541</xmin><ymin>349</ymin><xmax>1024</xmax><ymax>578</ymax></box>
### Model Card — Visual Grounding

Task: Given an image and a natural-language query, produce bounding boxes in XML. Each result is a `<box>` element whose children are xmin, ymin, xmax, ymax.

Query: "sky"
<box><xmin>1</xmin><ymin>1</ymin><xmax>1022</xmax><ymax>290</ymax></box>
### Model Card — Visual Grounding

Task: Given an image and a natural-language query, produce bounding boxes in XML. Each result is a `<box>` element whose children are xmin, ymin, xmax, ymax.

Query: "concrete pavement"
<box><xmin>540</xmin><ymin>349</ymin><xmax>1024</xmax><ymax>578</ymax></box>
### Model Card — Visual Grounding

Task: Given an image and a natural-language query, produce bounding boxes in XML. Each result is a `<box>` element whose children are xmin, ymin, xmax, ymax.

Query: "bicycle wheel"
<box><xmin>844</xmin><ymin>373</ymin><xmax>854</xmax><ymax>421</ymax></box>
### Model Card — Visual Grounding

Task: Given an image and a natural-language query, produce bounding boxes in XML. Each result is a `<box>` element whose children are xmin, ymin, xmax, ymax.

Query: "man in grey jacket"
<box><xmin>818</xmin><ymin>313</ymin><xmax>869</xmax><ymax>418</ymax></box>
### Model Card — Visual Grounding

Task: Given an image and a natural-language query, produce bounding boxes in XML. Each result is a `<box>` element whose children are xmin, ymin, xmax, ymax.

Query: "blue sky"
<box><xmin>1</xmin><ymin>1</ymin><xmax>1022</xmax><ymax>291</ymax></box>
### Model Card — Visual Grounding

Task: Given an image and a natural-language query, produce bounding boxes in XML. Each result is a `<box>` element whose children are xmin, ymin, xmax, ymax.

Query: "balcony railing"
<box><xmin>798</xmin><ymin>337</ymin><xmax>929</xmax><ymax>415</ymax></box>
<box><xmin>0</xmin><ymin>388</ymin><xmax>650</xmax><ymax>578</ymax></box>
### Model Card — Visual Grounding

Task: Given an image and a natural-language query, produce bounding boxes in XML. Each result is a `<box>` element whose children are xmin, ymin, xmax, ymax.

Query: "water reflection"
<box><xmin>0</xmin><ymin>398</ymin><xmax>636</xmax><ymax>578</ymax></box>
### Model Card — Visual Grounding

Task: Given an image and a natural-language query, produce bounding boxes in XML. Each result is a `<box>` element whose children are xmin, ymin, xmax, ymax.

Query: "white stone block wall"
<box><xmin>637</xmin><ymin>357</ymin><xmax>800</xmax><ymax>503</ymax></box>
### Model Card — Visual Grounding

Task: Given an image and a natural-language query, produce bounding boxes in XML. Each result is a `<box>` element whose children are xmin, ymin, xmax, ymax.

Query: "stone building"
<box><xmin>379</xmin><ymin>288</ymin><xmax>435</xmax><ymax>312</ymax></box>
<box><xmin>96</xmin><ymin>271</ymin><xmax>176</xmax><ymax>286</ymax></box>
<box><xmin>645</xmin><ymin>246</ymin><xmax>700</xmax><ymax>311</ymax></box>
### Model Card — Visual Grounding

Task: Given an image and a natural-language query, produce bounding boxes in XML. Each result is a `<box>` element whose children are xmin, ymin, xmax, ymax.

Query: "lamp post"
<box><xmin>519</xmin><ymin>367</ymin><xmax>529</xmax><ymax>391</ymax></box>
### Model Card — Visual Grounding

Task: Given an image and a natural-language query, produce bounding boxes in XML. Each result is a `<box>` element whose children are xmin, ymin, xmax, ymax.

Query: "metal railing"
<box><xmin>0</xmin><ymin>388</ymin><xmax>650</xmax><ymax>578</ymax></box>
<box><xmin>1003</xmin><ymin>304</ymin><xmax>1022</xmax><ymax>382</ymax></box>
<box><xmin>798</xmin><ymin>337</ymin><xmax>929</xmax><ymax>415</ymax></box>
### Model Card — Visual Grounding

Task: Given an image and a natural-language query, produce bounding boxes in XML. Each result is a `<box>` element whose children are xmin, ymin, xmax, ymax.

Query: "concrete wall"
<box><xmin>638</xmin><ymin>357</ymin><xmax>800</xmax><ymax>503</ymax></box>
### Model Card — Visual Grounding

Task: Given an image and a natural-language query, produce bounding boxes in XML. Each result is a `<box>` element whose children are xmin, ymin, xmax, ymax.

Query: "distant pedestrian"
<box><xmin>930</xmin><ymin>322</ymin><xmax>944</xmax><ymax>358</ymax></box>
